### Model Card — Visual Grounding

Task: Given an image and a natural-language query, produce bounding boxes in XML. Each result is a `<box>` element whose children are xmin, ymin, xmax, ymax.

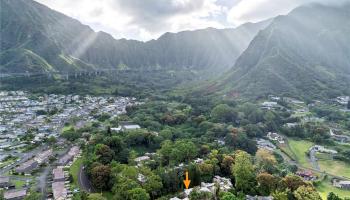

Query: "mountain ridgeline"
<box><xmin>208</xmin><ymin>3</ymin><xmax>350</xmax><ymax>99</ymax></box>
<box><xmin>1</xmin><ymin>0</ymin><xmax>350</xmax><ymax>99</ymax></box>
<box><xmin>0</xmin><ymin>0</ymin><xmax>269</xmax><ymax>75</ymax></box>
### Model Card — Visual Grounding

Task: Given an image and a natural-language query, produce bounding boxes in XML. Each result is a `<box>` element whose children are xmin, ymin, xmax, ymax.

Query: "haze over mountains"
<box><xmin>0</xmin><ymin>0</ymin><xmax>269</xmax><ymax>75</ymax></box>
<box><xmin>1</xmin><ymin>0</ymin><xmax>350</xmax><ymax>98</ymax></box>
<box><xmin>211</xmin><ymin>3</ymin><xmax>350</xmax><ymax>98</ymax></box>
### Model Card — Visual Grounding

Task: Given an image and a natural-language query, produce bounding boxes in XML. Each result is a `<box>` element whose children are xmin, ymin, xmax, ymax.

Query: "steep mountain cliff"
<box><xmin>0</xmin><ymin>0</ymin><xmax>269</xmax><ymax>75</ymax></box>
<box><xmin>211</xmin><ymin>3</ymin><xmax>350</xmax><ymax>99</ymax></box>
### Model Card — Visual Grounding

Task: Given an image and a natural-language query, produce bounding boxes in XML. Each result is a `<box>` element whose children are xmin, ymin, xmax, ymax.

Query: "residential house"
<box><xmin>335</xmin><ymin>96</ymin><xmax>349</xmax><ymax>105</ymax></box>
<box><xmin>134</xmin><ymin>155</ymin><xmax>150</xmax><ymax>167</ymax></box>
<box><xmin>285</xmin><ymin>123</ymin><xmax>299</xmax><ymax>128</ymax></box>
<box><xmin>52</xmin><ymin>181</ymin><xmax>67</xmax><ymax>200</ymax></box>
<box><xmin>58</xmin><ymin>146</ymin><xmax>80</xmax><ymax>166</ymax></box>
<box><xmin>256</xmin><ymin>139</ymin><xmax>276</xmax><ymax>151</ymax></box>
<box><xmin>334</xmin><ymin>180</ymin><xmax>350</xmax><ymax>190</ymax></box>
<box><xmin>296</xmin><ymin>170</ymin><xmax>317</xmax><ymax>181</ymax></box>
<box><xmin>261</xmin><ymin>102</ymin><xmax>278</xmax><ymax>110</ymax></box>
<box><xmin>34</xmin><ymin>149</ymin><xmax>53</xmax><ymax>164</ymax></box>
<box><xmin>267</xmin><ymin>132</ymin><xmax>284</xmax><ymax>144</ymax></box>
<box><xmin>137</xmin><ymin>173</ymin><xmax>147</xmax><ymax>184</ymax></box>
<box><xmin>194</xmin><ymin>158</ymin><xmax>204</xmax><ymax>164</ymax></box>
<box><xmin>0</xmin><ymin>176</ymin><xmax>10</xmax><ymax>188</ymax></box>
<box><xmin>310</xmin><ymin>145</ymin><xmax>337</xmax><ymax>154</ymax></box>
<box><xmin>119</xmin><ymin>122</ymin><xmax>141</xmax><ymax>131</ymax></box>
<box><xmin>15</xmin><ymin>160</ymin><xmax>38</xmax><ymax>174</ymax></box>
<box><xmin>52</xmin><ymin>168</ymin><xmax>65</xmax><ymax>182</ymax></box>
<box><xmin>4</xmin><ymin>189</ymin><xmax>27</xmax><ymax>200</ymax></box>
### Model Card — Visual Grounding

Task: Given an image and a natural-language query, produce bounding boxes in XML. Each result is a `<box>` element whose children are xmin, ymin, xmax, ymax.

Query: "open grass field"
<box><xmin>317</xmin><ymin>178</ymin><xmax>350</xmax><ymax>199</ymax></box>
<box><xmin>11</xmin><ymin>179</ymin><xmax>26</xmax><ymax>188</ymax></box>
<box><xmin>318</xmin><ymin>159</ymin><xmax>350</xmax><ymax>179</ymax></box>
<box><xmin>287</xmin><ymin>139</ymin><xmax>314</xmax><ymax>168</ymax></box>
<box><xmin>69</xmin><ymin>158</ymin><xmax>83</xmax><ymax>188</ymax></box>
<box><xmin>278</xmin><ymin>144</ymin><xmax>295</xmax><ymax>161</ymax></box>
<box><xmin>315</xmin><ymin>152</ymin><xmax>333</xmax><ymax>160</ymax></box>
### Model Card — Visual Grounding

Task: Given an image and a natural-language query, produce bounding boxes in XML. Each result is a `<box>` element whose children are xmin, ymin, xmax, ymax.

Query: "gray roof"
<box><xmin>4</xmin><ymin>189</ymin><xmax>27</xmax><ymax>199</ymax></box>
<box><xmin>0</xmin><ymin>176</ymin><xmax>9</xmax><ymax>183</ymax></box>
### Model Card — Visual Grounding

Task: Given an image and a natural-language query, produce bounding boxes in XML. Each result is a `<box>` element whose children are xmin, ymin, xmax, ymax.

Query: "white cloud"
<box><xmin>227</xmin><ymin>0</ymin><xmax>350</xmax><ymax>25</ymax></box>
<box><xmin>36</xmin><ymin>0</ymin><xmax>226</xmax><ymax>41</ymax></box>
<box><xmin>35</xmin><ymin>0</ymin><xmax>350</xmax><ymax>41</ymax></box>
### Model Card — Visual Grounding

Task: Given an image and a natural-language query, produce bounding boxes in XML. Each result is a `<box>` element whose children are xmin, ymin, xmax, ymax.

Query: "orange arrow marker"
<box><xmin>183</xmin><ymin>171</ymin><xmax>191</xmax><ymax>189</ymax></box>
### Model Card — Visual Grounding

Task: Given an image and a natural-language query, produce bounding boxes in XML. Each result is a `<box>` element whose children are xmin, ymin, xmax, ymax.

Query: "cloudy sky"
<box><xmin>35</xmin><ymin>0</ymin><xmax>349</xmax><ymax>41</ymax></box>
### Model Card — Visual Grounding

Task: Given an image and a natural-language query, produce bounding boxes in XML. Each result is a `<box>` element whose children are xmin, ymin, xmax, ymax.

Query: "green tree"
<box><xmin>127</xmin><ymin>150</ymin><xmax>138</xmax><ymax>165</ymax></box>
<box><xmin>221</xmin><ymin>192</ymin><xmax>238</xmax><ymax>200</ymax></box>
<box><xmin>255</xmin><ymin>149</ymin><xmax>277</xmax><ymax>174</ymax></box>
<box><xmin>62</xmin><ymin>128</ymin><xmax>81</xmax><ymax>141</ymax></box>
<box><xmin>189</xmin><ymin>188</ymin><xmax>213</xmax><ymax>200</ymax></box>
<box><xmin>327</xmin><ymin>192</ymin><xmax>342</xmax><ymax>200</ymax></box>
<box><xmin>95</xmin><ymin>144</ymin><xmax>115</xmax><ymax>164</ymax></box>
<box><xmin>91</xmin><ymin>165</ymin><xmax>111</xmax><ymax>190</ymax></box>
<box><xmin>0</xmin><ymin>190</ymin><xmax>4</xmax><ymax>200</ymax></box>
<box><xmin>128</xmin><ymin>188</ymin><xmax>150</xmax><ymax>200</ymax></box>
<box><xmin>211</xmin><ymin>104</ymin><xmax>237</xmax><ymax>123</ymax></box>
<box><xmin>47</xmin><ymin>136</ymin><xmax>57</xmax><ymax>145</ymax></box>
<box><xmin>24</xmin><ymin>191</ymin><xmax>42</xmax><ymax>200</ymax></box>
<box><xmin>281</xmin><ymin>175</ymin><xmax>307</xmax><ymax>192</ymax></box>
<box><xmin>198</xmin><ymin>162</ymin><xmax>214</xmax><ymax>182</ymax></box>
<box><xmin>170</xmin><ymin>140</ymin><xmax>198</xmax><ymax>163</ymax></box>
<box><xmin>256</xmin><ymin>172</ymin><xmax>278</xmax><ymax>196</ymax></box>
<box><xmin>293</xmin><ymin>186</ymin><xmax>321</xmax><ymax>200</ymax></box>
<box><xmin>113</xmin><ymin>178</ymin><xmax>140</xmax><ymax>199</ymax></box>
<box><xmin>232</xmin><ymin>150</ymin><xmax>256</xmax><ymax>194</ymax></box>
<box><xmin>221</xmin><ymin>155</ymin><xmax>234</xmax><ymax>176</ymax></box>
<box><xmin>158</xmin><ymin>140</ymin><xmax>173</xmax><ymax>164</ymax></box>
<box><xmin>272</xmin><ymin>191</ymin><xmax>288</xmax><ymax>200</ymax></box>
<box><xmin>142</xmin><ymin>172</ymin><xmax>163</xmax><ymax>198</ymax></box>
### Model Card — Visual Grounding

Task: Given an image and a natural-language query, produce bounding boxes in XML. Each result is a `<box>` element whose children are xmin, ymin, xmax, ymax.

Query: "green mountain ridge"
<box><xmin>0</xmin><ymin>0</ymin><xmax>269</xmax><ymax>75</ymax></box>
<box><xmin>208</xmin><ymin>3</ymin><xmax>350</xmax><ymax>99</ymax></box>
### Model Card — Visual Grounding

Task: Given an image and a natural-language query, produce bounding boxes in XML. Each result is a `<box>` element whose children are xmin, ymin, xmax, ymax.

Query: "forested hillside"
<box><xmin>0</xmin><ymin>0</ymin><xmax>269</xmax><ymax>75</ymax></box>
<box><xmin>207</xmin><ymin>3</ymin><xmax>350</xmax><ymax>99</ymax></box>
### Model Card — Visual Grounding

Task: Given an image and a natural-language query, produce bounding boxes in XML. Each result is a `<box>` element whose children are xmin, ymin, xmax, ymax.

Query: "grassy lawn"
<box><xmin>62</xmin><ymin>125</ymin><xmax>73</xmax><ymax>132</ymax></box>
<box><xmin>69</xmin><ymin>158</ymin><xmax>83</xmax><ymax>188</ymax></box>
<box><xmin>0</xmin><ymin>156</ymin><xmax>18</xmax><ymax>168</ymax></box>
<box><xmin>316</xmin><ymin>178</ymin><xmax>350</xmax><ymax>199</ymax></box>
<box><xmin>11</xmin><ymin>179</ymin><xmax>27</xmax><ymax>188</ymax></box>
<box><xmin>315</xmin><ymin>152</ymin><xmax>332</xmax><ymax>160</ymax></box>
<box><xmin>89</xmin><ymin>193</ymin><xmax>109</xmax><ymax>200</ymax></box>
<box><xmin>288</xmin><ymin>139</ymin><xmax>314</xmax><ymax>168</ymax></box>
<box><xmin>318</xmin><ymin>160</ymin><xmax>350</xmax><ymax>179</ymax></box>
<box><xmin>278</xmin><ymin>144</ymin><xmax>295</xmax><ymax>161</ymax></box>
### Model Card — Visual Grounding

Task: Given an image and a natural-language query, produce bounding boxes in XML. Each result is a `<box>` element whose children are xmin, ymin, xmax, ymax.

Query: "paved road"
<box><xmin>78</xmin><ymin>165</ymin><xmax>94</xmax><ymax>193</ymax></box>
<box><xmin>309</xmin><ymin>149</ymin><xmax>320</xmax><ymax>171</ymax></box>
<box><xmin>277</xmin><ymin>143</ymin><xmax>349</xmax><ymax>180</ymax></box>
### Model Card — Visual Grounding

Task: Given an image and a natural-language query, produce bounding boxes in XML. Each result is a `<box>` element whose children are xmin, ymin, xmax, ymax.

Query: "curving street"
<box><xmin>78</xmin><ymin>165</ymin><xmax>95</xmax><ymax>193</ymax></box>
